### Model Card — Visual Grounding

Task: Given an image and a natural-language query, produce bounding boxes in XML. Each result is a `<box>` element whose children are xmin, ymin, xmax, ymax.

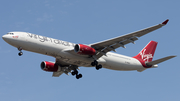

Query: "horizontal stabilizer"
<box><xmin>146</xmin><ymin>55</ymin><xmax>176</xmax><ymax>66</ymax></box>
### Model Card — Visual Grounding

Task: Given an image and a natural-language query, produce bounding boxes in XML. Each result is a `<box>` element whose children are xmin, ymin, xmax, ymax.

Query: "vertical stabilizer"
<box><xmin>133</xmin><ymin>41</ymin><xmax>158</xmax><ymax>63</ymax></box>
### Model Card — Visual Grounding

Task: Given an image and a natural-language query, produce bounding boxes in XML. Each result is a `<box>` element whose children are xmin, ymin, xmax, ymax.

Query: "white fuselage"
<box><xmin>2</xmin><ymin>32</ymin><xmax>145</xmax><ymax>71</ymax></box>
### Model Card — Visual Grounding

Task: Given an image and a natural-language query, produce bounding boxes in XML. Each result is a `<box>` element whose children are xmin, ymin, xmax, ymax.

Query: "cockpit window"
<box><xmin>6</xmin><ymin>33</ymin><xmax>14</xmax><ymax>35</ymax></box>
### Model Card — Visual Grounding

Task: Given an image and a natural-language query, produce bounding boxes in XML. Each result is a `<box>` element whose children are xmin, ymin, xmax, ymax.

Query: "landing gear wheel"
<box><xmin>78</xmin><ymin>74</ymin><xmax>82</xmax><ymax>78</ymax></box>
<box><xmin>98</xmin><ymin>64</ymin><xmax>102</xmax><ymax>69</ymax></box>
<box><xmin>71</xmin><ymin>72</ymin><xmax>76</xmax><ymax>76</ymax></box>
<box><xmin>76</xmin><ymin>74</ymin><xmax>82</xmax><ymax>79</ymax></box>
<box><xmin>18</xmin><ymin>52</ymin><xmax>23</xmax><ymax>56</ymax></box>
<box><xmin>96</xmin><ymin>66</ymin><xmax>99</xmax><ymax>70</ymax></box>
<box><xmin>94</xmin><ymin>60</ymin><xmax>98</xmax><ymax>65</ymax></box>
<box><xmin>74</xmin><ymin>70</ymin><xmax>78</xmax><ymax>75</ymax></box>
<box><xmin>71</xmin><ymin>70</ymin><xmax>78</xmax><ymax>76</ymax></box>
<box><xmin>96</xmin><ymin>64</ymin><xmax>102</xmax><ymax>70</ymax></box>
<box><xmin>76</xmin><ymin>75</ymin><xmax>79</xmax><ymax>79</ymax></box>
<box><xmin>91</xmin><ymin>60</ymin><xmax>98</xmax><ymax>66</ymax></box>
<box><xmin>91</xmin><ymin>62</ymin><xmax>95</xmax><ymax>66</ymax></box>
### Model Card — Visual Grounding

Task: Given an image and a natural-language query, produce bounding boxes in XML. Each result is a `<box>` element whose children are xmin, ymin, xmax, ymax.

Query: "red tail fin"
<box><xmin>133</xmin><ymin>41</ymin><xmax>158</xmax><ymax>62</ymax></box>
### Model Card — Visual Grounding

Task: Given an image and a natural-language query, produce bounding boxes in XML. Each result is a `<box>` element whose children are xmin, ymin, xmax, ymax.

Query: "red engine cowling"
<box><xmin>74</xmin><ymin>44</ymin><xmax>96</xmax><ymax>55</ymax></box>
<box><xmin>41</xmin><ymin>61</ymin><xmax>58</xmax><ymax>72</ymax></box>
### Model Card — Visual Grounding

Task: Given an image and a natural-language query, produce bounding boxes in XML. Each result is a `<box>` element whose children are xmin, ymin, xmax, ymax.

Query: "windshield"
<box><xmin>6</xmin><ymin>33</ymin><xmax>14</xmax><ymax>35</ymax></box>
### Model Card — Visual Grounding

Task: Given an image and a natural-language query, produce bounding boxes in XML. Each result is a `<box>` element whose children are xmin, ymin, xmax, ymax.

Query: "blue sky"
<box><xmin>0</xmin><ymin>0</ymin><xmax>180</xmax><ymax>101</ymax></box>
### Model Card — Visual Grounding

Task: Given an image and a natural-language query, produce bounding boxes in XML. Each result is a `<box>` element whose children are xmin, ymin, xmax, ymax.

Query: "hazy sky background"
<box><xmin>0</xmin><ymin>0</ymin><xmax>179</xmax><ymax>101</ymax></box>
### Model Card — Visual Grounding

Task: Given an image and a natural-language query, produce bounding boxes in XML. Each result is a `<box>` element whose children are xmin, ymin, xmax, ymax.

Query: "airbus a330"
<box><xmin>2</xmin><ymin>19</ymin><xmax>176</xmax><ymax>79</ymax></box>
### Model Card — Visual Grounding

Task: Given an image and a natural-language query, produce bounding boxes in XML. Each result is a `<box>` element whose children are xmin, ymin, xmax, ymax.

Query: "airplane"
<box><xmin>2</xmin><ymin>19</ymin><xmax>176</xmax><ymax>79</ymax></box>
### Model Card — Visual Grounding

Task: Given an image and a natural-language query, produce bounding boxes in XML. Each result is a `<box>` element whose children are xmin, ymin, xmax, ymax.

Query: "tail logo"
<box><xmin>140</xmin><ymin>49</ymin><xmax>153</xmax><ymax>62</ymax></box>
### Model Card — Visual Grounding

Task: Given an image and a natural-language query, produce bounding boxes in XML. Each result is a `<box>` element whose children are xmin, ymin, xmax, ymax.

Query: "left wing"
<box><xmin>90</xmin><ymin>19</ymin><xmax>169</xmax><ymax>59</ymax></box>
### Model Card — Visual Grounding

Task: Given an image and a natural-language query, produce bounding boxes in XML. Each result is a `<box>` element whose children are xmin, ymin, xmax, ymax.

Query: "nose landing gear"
<box><xmin>18</xmin><ymin>47</ymin><xmax>23</xmax><ymax>56</ymax></box>
<box><xmin>18</xmin><ymin>52</ymin><xmax>23</xmax><ymax>56</ymax></box>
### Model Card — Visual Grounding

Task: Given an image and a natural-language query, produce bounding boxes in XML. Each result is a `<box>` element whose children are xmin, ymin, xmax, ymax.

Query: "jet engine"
<box><xmin>41</xmin><ymin>61</ymin><xmax>58</xmax><ymax>72</ymax></box>
<box><xmin>74</xmin><ymin>44</ymin><xmax>96</xmax><ymax>55</ymax></box>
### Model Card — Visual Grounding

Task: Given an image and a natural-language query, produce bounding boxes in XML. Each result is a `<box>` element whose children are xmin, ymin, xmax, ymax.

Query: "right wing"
<box><xmin>90</xmin><ymin>19</ymin><xmax>169</xmax><ymax>59</ymax></box>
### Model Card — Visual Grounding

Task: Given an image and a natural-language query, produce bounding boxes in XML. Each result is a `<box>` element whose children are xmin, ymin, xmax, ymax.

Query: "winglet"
<box><xmin>162</xmin><ymin>19</ymin><xmax>169</xmax><ymax>25</ymax></box>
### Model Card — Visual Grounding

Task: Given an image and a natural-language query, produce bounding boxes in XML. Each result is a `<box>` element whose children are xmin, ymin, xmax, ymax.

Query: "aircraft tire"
<box><xmin>18</xmin><ymin>52</ymin><xmax>23</xmax><ymax>56</ymax></box>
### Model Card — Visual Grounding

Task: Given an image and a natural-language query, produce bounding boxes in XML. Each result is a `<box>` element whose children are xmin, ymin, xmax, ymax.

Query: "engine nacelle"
<box><xmin>41</xmin><ymin>61</ymin><xmax>58</xmax><ymax>72</ymax></box>
<box><xmin>74</xmin><ymin>44</ymin><xmax>96</xmax><ymax>55</ymax></box>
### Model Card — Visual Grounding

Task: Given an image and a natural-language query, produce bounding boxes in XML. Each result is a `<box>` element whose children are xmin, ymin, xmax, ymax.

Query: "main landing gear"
<box><xmin>71</xmin><ymin>69</ymin><xmax>82</xmax><ymax>79</ymax></box>
<box><xmin>91</xmin><ymin>60</ymin><xmax>102</xmax><ymax>70</ymax></box>
<box><xmin>18</xmin><ymin>47</ymin><xmax>23</xmax><ymax>56</ymax></box>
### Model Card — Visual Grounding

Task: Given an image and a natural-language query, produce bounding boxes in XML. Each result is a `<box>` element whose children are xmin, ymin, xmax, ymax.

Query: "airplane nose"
<box><xmin>2</xmin><ymin>35</ymin><xmax>11</xmax><ymax>42</ymax></box>
<box><xmin>2</xmin><ymin>35</ymin><xmax>6</xmax><ymax>40</ymax></box>
<box><xmin>2</xmin><ymin>35</ymin><xmax>7</xmax><ymax>41</ymax></box>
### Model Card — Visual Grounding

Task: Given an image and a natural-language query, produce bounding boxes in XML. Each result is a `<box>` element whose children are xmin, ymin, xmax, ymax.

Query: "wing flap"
<box><xmin>102</xmin><ymin>37</ymin><xmax>138</xmax><ymax>53</ymax></box>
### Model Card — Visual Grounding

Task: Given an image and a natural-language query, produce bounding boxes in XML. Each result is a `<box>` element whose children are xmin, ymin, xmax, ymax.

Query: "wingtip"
<box><xmin>162</xmin><ymin>19</ymin><xmax>169</xmax><ymax>25</ymax></box>
<box><xmin>168</xmin><ymin>55</ymin><xmax>177</xmax><ymax>59</ymax></box>
<box><xmin>171</xmin><ymin>55</ymin><xmax>177</xmax><ymax>57</ymax></box>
